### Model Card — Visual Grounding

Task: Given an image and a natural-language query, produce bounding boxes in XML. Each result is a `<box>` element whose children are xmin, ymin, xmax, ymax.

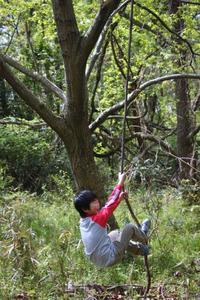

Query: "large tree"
<box><xmin>0</xmin><ymin>0</ymin><xmax>200</xmax><ymax>205</ymax></box>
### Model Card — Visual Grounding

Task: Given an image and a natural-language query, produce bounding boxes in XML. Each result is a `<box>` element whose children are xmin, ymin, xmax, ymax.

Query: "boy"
<box><xmin>74</xmin><ymin>173</ymin><xmax>150</xmax><ymax>268</ymax></box>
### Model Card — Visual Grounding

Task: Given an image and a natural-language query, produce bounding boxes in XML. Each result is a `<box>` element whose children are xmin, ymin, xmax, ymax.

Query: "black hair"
<box><xmin>74</xmin><ymin>190</ymin><xmax>97</xmax><ymax>217</ymax></box>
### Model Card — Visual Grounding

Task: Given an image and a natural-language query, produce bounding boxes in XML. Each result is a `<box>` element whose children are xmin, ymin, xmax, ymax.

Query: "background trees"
<box><xmin>0</xmin><ymin>2</ymin><xmax>200</xmax><ymax>297</ymax></box>
<box><xmin>0</xmin><ymin>0</ymin><xmax>200</xmax><ymax>195</ymax></box>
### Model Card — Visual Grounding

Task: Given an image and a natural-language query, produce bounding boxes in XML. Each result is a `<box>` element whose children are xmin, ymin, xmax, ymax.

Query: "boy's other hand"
<box><xmin>119</xmin><ymin>191</ymin><xmax>128</xmax><ymax>201</ymax></box>
<box><xmin>118</xmin><ymin>172</ymin><xmax>126</xmax><ymax>186</ymax></box>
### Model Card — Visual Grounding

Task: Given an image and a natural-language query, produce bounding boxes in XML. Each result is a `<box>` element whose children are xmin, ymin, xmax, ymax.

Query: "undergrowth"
<box><xmin>0</xmin><ymin>177</ymin><xmax>199</xmax><ymax>299</ymax></box>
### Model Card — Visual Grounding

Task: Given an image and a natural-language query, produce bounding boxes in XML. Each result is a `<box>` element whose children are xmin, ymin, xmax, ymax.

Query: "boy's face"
<box><xmin>83</xmin><ymin>199</ymin><xmax>100</xmax><ymax>215</ymax></box>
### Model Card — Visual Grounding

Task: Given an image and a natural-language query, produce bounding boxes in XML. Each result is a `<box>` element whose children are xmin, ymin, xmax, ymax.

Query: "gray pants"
<box><xmin>108</xmin><ymin>223</ymin><xmax>147</xmax><ymax>266</ymax></box>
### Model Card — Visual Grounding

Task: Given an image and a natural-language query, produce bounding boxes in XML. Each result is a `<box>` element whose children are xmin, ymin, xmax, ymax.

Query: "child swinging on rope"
<box><xmin>74</xmin><ymin>173</ymin><xmax>150</xmax><ymax>268</ymax></box>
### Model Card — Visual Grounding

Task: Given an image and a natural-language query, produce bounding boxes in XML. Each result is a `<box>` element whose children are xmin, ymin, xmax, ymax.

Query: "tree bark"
<box><xmin>176</xmin><ymin>78</ymin><xmax>196</xmax><ymax>180</ymax></box>
<box><xmin>1</xmin><ymin>0</ymin><xmax>200</xmax><ymax>230</ymax></box>
<box><xmin>169</xmin><ymin>0</ymin><xmax>197</xmax><ymax>181</ymax></box>
<box><xmin>51</xmin><ymin>0</ymin><xmax>121</xmax><ymax>228</ymax></box>
<box><xmin>0</xmin><ymin>77</ymin><xmax>9</xmax><ymax>116</ymax></box>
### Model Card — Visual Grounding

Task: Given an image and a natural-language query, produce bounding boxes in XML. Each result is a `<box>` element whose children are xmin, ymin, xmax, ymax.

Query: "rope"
<box><xmin>120</xmin><ymin>0</ymin><xmax>134</xmax><ymax>174</ymax></box>
<box><xmin>120</xmin><ymin>0</ymin><xmax>151</xmax><ymax>296</ymax></box>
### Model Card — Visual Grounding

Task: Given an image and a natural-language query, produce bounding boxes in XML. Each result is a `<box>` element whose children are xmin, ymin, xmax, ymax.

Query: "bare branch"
<box><xmin>110</xmin><ymin>32</ymin><xmax>127</xmax><ymax>80</ymax></box>
<box><xmin>110</xmin><ymin>0</ymin><xmax>131</xmax><ymax>16</ymax></box>
<box><xmin>2</xmin><ymin>54</ymin><xmax>67</xmax><ymax>102</ymax></box>
<box><xmin>89</xmin><ymin>73</ymin><xmax>200</xmax><ymax>131</ymax></box>
<box><xmin>89</xmin><ymin>39</ymin><xmax>109</xmax><ymax>123</ymax></box>
<box><xmin>107</xmin><ymin>115</ymin><xmax>142</xmax><ymax>120</ymax></box>
<box><xmin>89</xmin><ymin>89</ymin><xmax>140</xmax><ymax>131</ymax></box>
<box><xmin>86</xmin><ymin>19</ymin><xmax>111</xmax><ymax>81</ymax></box>
<box><xmin>180</xmin><ymin>0</ymin><xmax>200</xmax><ymax>5</ymax></box>
<box><xmin>120</xmin><ymin>12</ymin><xmax>158</xmax><ymax>35</ymax></box>
<box><xmin>82</xmin><ymin>0</ymin><xmax>121</xmax><ymax>60</ymax></box>
<box><xmin>193</xmin><ymin>90</ymin><xmax>200</xmax><ymax>111</ymax></box>
<box><xmin>94</xmin><ymin>130</ymin><xmax>176</xmax><ymax>159</ymax></box>
<box><xmin>139</xmin><ymin>73</ymin><xmax>200</xmax><ymax>91</ymax></box>
<box><xmin>0</xmin><ymin>57</ymin><xmax>65</xmax><ymax>135</ymax></box>
<box><xmin>130</xmin><ymin>132</ymin><xmax>176</xmax><ymax>156</ymax></box>
<box><xmin>188</xmin><ymin>124</ymin><xmax>200</xmax><ymax>139</ymax></box>
<box><xmin>0</xmin><ymin>118</ymin><xmax>46</xmax><ymax>129</ymax></box>
<box><xmin>85</xmin><ymin>0</ymin><xmax>131</xmax><ymax>78</ymax></box>
<box><xmin>25</xmin><ymin>21</ymin><xmax>39</xmax><ymax>72</ymax></box>
<box><xmin>4</xmin><ymin>14</ymin><xmax>21</xmax><ymax>55</ymax></box>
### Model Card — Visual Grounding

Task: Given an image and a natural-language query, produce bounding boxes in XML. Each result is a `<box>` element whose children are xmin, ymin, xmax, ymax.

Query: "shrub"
<box><xmin>0</xmin><ymin>124</ymin><xmax>71</xmax><ymax>193</ymax></box>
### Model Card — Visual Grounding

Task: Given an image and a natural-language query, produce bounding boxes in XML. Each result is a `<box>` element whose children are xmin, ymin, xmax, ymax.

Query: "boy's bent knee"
<box><xmin>108</xmin><ymin>229</ymin><xmax>121</xmax><ymax>242</ymax></box>
<box><xmin>123</xmin><ymin>223</ymin><xmax>137</xmax><ymax>233</ymax></box>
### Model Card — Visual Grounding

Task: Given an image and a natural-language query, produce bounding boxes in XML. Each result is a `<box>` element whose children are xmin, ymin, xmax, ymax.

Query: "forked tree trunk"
<box><xmin>0</xmin><ymin>0</ymin><xmax>121</xmax><ymax>229</ymax></box>
<box><xmin>51</xmin><ymin>0</ymin><xmax>121</xmax><ymax>228</ymax></box>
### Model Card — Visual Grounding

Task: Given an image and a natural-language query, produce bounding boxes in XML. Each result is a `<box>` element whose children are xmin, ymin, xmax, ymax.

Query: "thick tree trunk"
<box><xmin>51</xmin><ymin>0</ymin><xmax>121</xmax><ymax>228</ymax></box>
<box><xmin>169</xmin><ymin>0</ymin><xmax>196</xmax><ymax>181</ymax></box>
<box><xmin>176</xmin><ymin>78</ymin><xmax>196</xmax><ymax>179</ymax></box>
<box><xmin>62</xmin><ymin>61</ymin><xmax>118</xmax><ymax>227</ymax></box>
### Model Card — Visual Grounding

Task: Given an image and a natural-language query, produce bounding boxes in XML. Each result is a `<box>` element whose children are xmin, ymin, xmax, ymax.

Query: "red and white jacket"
<box><xmin>80</xmin><ymin>184</ymin><xmax>122</xmax><ymax>267</ymax></box>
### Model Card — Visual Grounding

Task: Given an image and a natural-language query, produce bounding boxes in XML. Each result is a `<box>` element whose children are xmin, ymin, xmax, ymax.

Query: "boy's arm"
<box><xmin>91</xmin><ymin>173</ymin><xmax>126</xmax><ymax>227</ymax></box>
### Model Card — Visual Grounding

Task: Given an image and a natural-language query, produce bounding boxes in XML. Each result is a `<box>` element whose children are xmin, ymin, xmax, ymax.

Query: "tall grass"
<box><xmin>0</xmin><ymin>178</ymin><xmax>199</xmax><ymax>299</ymax></box>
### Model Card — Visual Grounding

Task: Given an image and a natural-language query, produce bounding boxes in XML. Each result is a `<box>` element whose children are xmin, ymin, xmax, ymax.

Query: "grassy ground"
<box><xmin>0</xmin><ymin>183</ymin><xmax>199</xmax><ymax>299</ymax></box>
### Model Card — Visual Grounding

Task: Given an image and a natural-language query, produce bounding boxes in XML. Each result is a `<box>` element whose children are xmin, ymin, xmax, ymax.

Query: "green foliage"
<box><xmin>0</xmin><ymin>4</ymin><xmax>200</xmax><ymax>297</ymax></box>
<box><xmin>73</xmin><ymin>0</ymin><xmax>99</xmax><ymax>33</ymax></box>
<box><xmin>0</xmin><ymin>124</ymin><xmax>71</xmax><ymax>192</ymax></box>
<box><xmin>1</xmin><ymin>0</ymin><xmax>200</xmax><ymax>185</ymax></box>
<box><xmin>0</xmin><ymin>165</ymin><xmax>13</xmax><ymax>195</ymax></box>
<box><xmin>0</xmin><ymin>0</ymin><xmax>64</xmax><ymax>118</ymax></box>
<box><xmin>0</xmin><ymin>186</ymin><xmax>75</xmax><ymax>299</ymax></box>
<box><xmin>128</xmin><ymin>157</ymin><xmax>175</xmax><ymax>188</ymax></box>
<box><xmin>179</xmin><ymin>180</ymin><xmax>200</xmax><ymax>205</ymax></box>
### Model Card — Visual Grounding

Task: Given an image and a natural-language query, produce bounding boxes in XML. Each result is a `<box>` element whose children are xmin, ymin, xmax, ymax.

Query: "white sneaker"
<box><xmin>140</xmin><ymin>219</ymin><xmax>151</xmax><ymax>235</ymax></box>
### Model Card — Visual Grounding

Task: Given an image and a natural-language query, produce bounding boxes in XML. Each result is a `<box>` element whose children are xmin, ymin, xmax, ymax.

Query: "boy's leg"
<box><xmin>108</xmin><ymin>229</ymin><xmax>121</xmax><ymax>242</ymax></box>
<box><xmin>113</xmin><ymin>223</ymin><xmax>148</xmax><ymax>257</ymax></box>
<box><xmin>108</xmin><ymin>223</ymin><xmax>149</xmax><ymax>266</ymax></box>
<box><xmin>127</xmin><ymin>241</ymin><xmax>149</xmax><ymax>256</ymax></box>
<box><xmin>121</xmin><ymin>223</ymin><xmax>147</xmax><ymax>244</ymax></box>
<box><xmin>107</xmin><ymin>230</ymin><xmax>123</xmax><ymax>266</ymax></box>
<box><xmin>125</xmin><ymin>221</ymin><xmax>150</xmax><ymax>256</ymax></box>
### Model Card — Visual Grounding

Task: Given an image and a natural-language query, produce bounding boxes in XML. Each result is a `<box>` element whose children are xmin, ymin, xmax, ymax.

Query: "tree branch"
<box><xmin>188</xmin><ymin>124</ymin><xmax>200</xmax><ymax>139</ymax></box>
<box><xmin>1</xmin><ymin>54</ymin><xmax>67</xmax><ymax>102</ymax></box>
<box><xmin>135</xmin><ymin>2</ymin><xmax>199</xmax><ymax>56</ymax></box>
<box><xmin>120</xmin><ymin>12</ymin><xmax>158</xmax><ymax>35</ymax></box>
<box><xmin>51</xmin><ymin>0</ymin><xmax>80</xmax><ymax>62</ymax></box>
<box><xmin>85</xmin><ymin>0</ymin><xmax>130</xmax><ymax>78</ymax></box>
<box><xmin>139</xmin><ymin>73</ymin><xmax>200</xmax><ymax>91</ymax></box>
<box><xmin>110</xmin><ymin>32</ymin><xmax>127</xmax><ymax>80</ymax></box>
<box><xmin>25</xmin><ymin>21</ymin><xmax>39</xmax><ymax>72</ymax></box>
<box><xmin>94</xmin><ymin>131</ymin><xmax>176</xmax><ymax>159</ymax></box>
<box><xmin>180</xmin><ymin>0</ymin><xmax>200</xmax><ymax>5</ymax></box>
<box><xmin>89</xmin><ymin>39</ymin><xmax>109</xmax><ymax>123</ymax></box>
<box><xmin>86</xmin><ymin>19</ymin><xmax>111</xmax><ymax>81</ymax></box>
<box><xmin>82</xmin><ymin>0</ymin><xmax>121</xmax><ymax>60</ymax></box>
<box><xmin>89</xmin><ymin>73</ymin><xmax>200</xmax><ymax>131</ymax></box>
<box><xmin>0</xmin><ymin>57</ymin><xmax>65</xmax><ymax>135</ymax></box>
<box><xmin>0</xmin><ymin>118</ymin><xmax>46</xmax><ymax>129</ymax></box>
<box><xmin>4</xmin><ymin>14</ymin><xmax>21</xmax><ymax>55</ymax></box>
<box><xmin>129</xmin><ymin>132</ymin><xmax>176</xmax><ymax>156</ymax></box>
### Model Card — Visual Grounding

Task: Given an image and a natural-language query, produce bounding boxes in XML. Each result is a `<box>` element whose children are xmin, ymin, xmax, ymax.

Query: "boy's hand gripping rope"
<box><xmin>120</xmin><ymin>0</ymin><xmax>151</xmax><ymax>296</ymax></box>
